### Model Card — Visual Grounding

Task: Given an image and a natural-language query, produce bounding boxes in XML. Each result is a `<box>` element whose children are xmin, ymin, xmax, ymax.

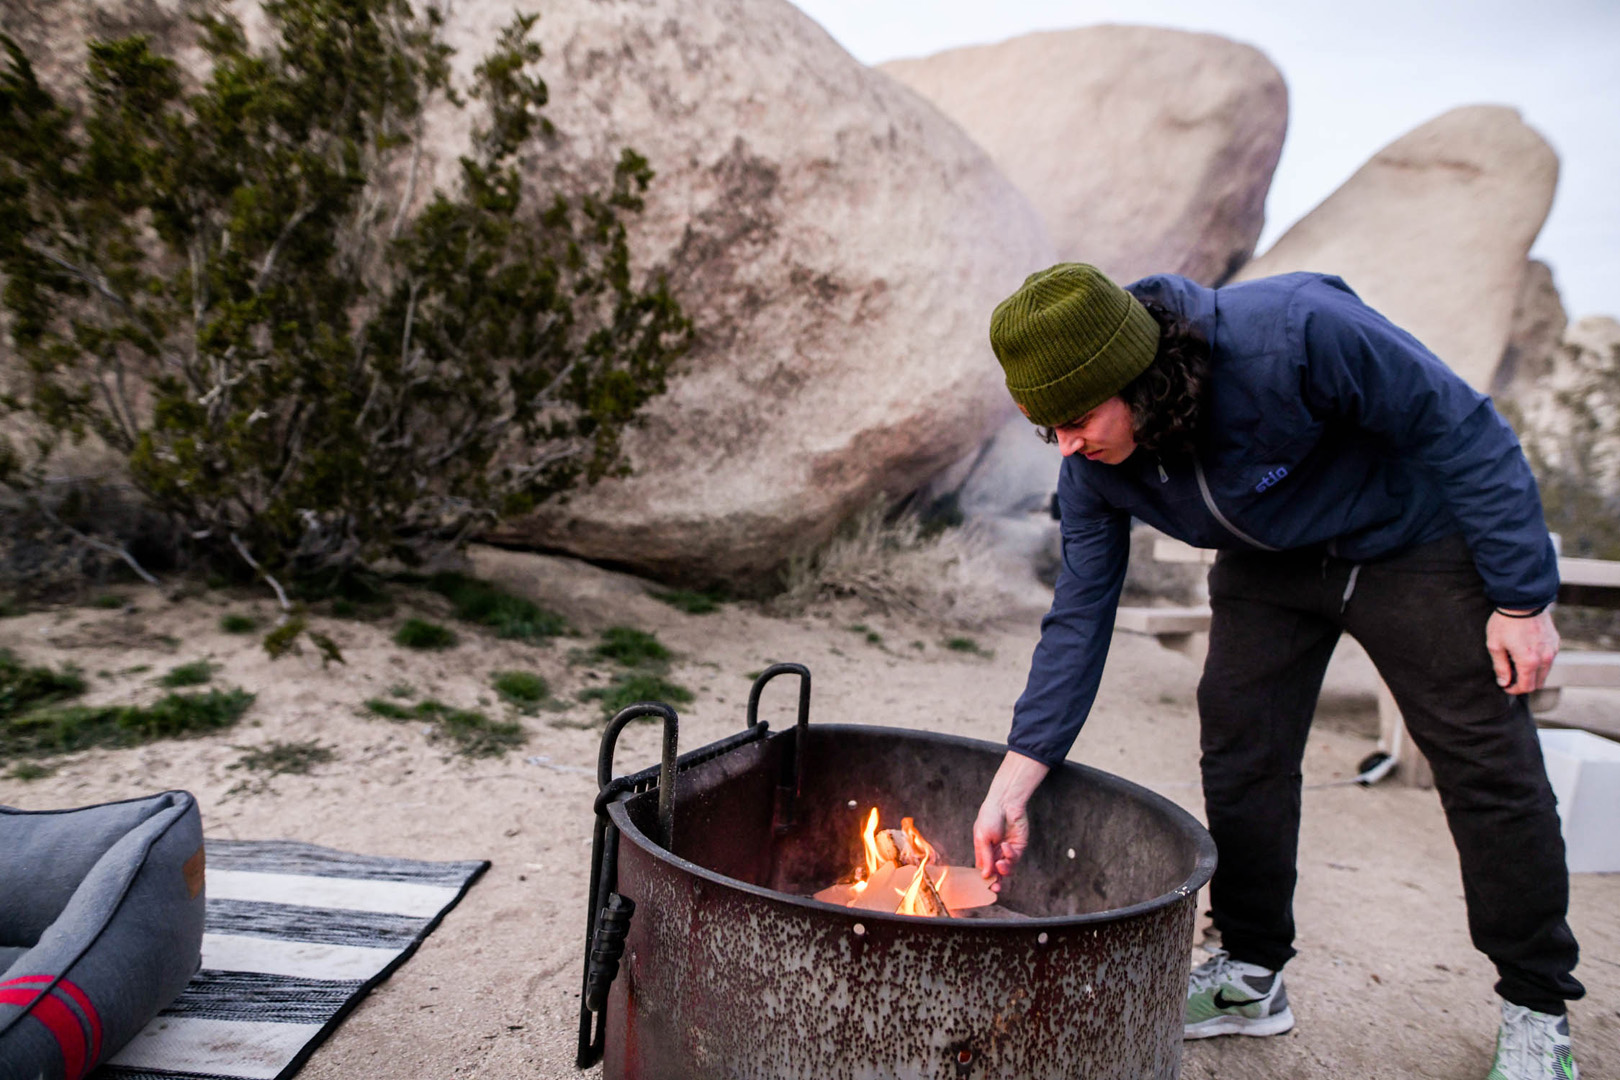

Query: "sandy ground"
<box><xmin>1</xmin><ymin>545</ymin><xmax>1616</xmax><ymax>1079</ymax></box>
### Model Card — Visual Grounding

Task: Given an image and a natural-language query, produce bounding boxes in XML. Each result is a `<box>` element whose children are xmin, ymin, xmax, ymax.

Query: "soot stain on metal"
<box><xmin>597</xmin><ymin>721</ymin><xmax>1213</xmax><ymax>1080</ymax></box>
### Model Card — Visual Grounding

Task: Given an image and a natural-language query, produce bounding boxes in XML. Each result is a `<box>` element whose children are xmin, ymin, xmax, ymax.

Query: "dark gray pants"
<box><xmin>1198</xmin><ymin>534</ymin><xmax>1584</xmax><ymax>1013</ymax></box>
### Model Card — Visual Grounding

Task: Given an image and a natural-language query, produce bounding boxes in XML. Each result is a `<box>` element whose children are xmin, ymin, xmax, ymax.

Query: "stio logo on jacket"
<box><xmin>1255</xmin><ymin>466</ymin><xmax>1289</xmax><ymax>493</ymax></box>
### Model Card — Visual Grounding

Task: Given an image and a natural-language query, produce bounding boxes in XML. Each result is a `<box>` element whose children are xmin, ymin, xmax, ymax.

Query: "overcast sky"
<box><xmin>788</xmin><ymin>0</ymin><xmax>1620</xmax><ymax>320</ymax></box>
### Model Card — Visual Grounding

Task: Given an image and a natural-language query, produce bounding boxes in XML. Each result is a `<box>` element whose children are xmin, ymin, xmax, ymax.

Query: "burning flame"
<box><xmin>861</xmin><ymin>808</ymin><xmax>880</xmax><ymax>879</ymax></box>
<box><xmin>812</xmin><ymin>807</ymin><xmax>995</xmax><ymax>916</ymax></box>
<box><xmin>895</xmin><ymin>853</ymin><xmax>933</xmax><ymax>915</ymax></box>
<box><xmin>901</xmin><ymin>817</ymin><xmax>934</xmax><ymax>863</ymax></box>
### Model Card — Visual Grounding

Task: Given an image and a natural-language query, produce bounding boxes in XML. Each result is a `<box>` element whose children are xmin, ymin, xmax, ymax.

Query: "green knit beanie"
<box><xmin>989</xmin><ymin>263</ymin><xmax>1160</xmax><ymax>427</ymax></box>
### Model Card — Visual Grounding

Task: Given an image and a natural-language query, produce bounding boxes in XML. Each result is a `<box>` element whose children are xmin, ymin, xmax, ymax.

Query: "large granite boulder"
<box><xmin>438</xmin><ymin>0</ymin><xmax>1054</xmax><ymax>586</ymax></box>
<box><xmin>884</xmin><ymin>25</ymin><xmax>1286</xmax><ymax>534</ymax></box>
<box><xmin>2</xmin><ymin>0</ymin><xmax>1055</xmax><ymax>586</ymax></box>
<box><xmin>881</xmin><ymin>25</ymin><xmax>1287</xmax><ymax>288</ymax></box>
<box><xmin>1235</xmin><ymin>106</ymin><xmax>1558</xmax><ymax>392</ymax></box>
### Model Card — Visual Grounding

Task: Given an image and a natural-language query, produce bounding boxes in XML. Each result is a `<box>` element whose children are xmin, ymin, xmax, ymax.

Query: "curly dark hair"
<box><xmin>1036</xmin><ymin>298</ymin><xmax>1209</xmax><ymax>456</ymax></box>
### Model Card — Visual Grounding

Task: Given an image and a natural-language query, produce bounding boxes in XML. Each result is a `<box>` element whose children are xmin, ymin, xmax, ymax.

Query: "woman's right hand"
<box><xmin>972</xmin><ymin>751</ymin><xmax>1049</xmax><ymax>892</ymax></box>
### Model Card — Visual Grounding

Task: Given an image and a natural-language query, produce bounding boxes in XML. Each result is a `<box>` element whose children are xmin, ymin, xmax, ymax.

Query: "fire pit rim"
<box><xmin>605</xmin><ymin>721</ymin><xmax>1217</xmax><ymax>929</ymax></box>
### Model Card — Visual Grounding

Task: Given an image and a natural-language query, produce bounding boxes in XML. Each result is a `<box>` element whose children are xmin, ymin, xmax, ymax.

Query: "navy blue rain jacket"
<box><xmin>1009</xmin><ymin>271</ymin><xmax>1559</xmax><ymax>768</ymax></box>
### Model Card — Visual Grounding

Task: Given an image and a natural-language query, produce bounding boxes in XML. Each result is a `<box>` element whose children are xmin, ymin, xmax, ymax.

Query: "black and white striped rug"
<box><xmin>91</xmin><ymin>840</ymin><xmax>488</xmax><ymax>1080</ymax></box>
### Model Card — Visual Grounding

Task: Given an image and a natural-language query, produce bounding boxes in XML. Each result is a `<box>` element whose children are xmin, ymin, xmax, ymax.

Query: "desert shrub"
<box><xmin>295</xmin><ymin>569</ymin><xmax>395</xmax><ymax>619</ymax></box>
<box><xmin>943</xmin><ymin>636</ymin><xmax>991</xmax><ymax>657</ymax></box>
<box><xmin>578</xmin><ymin>672</ymin><xmax>694</xmax><ymax>718</ymax></box>
<box><xmin>0</xmin><ymin>2</ymin><xmax>689</xmax><ymax>603</ymax></box>
<box><xmin>424</xmin><ymin>573</ymin><xmax>569</xmax><ymax>642</ymax></box>
<box><xmin>233</xmin><ymin>739</ymin><xmax>336</xmax><ymax>775</ymax></box>
<box><xmin>2</xmin><ymin>688</ymin><xmax>254</xmax><ymax>758</ymax></box>
<box><xmin>363</xmin><ymin>696</ymin><xmax>524</xmax><ymax>757</ymax></box>
<box><xmin>220</xmin><ymin>613</ymin><xmax>259</xmax><ymax>634</ymax></box>
<box><xmin>592</xmin><ymin>626</ymin><xmax>671</xmax><ymax>668</ymax></box>
<box><xmin>431</xmin><ymin>707</ymin><xmax>525</xmax><ymax>758</ymax></box>
<box><xmin>492</xmin><ymin>670</ymin><xmax>549</xmax><ymax>706</ymax></box>
<box><xmin>394</xmin><ymin>619</ymin><xmax>456</xmax><ymax>650</ymax></box>
<box><xmin>158</xmin><ymin>660</ymin><xmax>214</xmax><ymax>688</ymax></box>
<box><xmin>89</xmin><ymin>594</ymin><xmax>126</xmax><ymax>610</ymax></box>
<box><xmin>0</xmin><ymin>650</ymin><xmax>87</xmax><ymax>718</ymax></box>
<box><xmin>363</xmin><ymin>698</ymin><xmax>415</xmax><ymax>720</ymax></box>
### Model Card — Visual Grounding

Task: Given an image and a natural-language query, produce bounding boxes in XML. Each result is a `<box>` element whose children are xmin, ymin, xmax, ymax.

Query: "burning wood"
<box><xmin>810</xmin><ymin>807</ymin><xmax>995</xmax><ymax>917</ymax></box>
<box><xmin>896</xmin><ymin>855</ymin><xmax>947</xmax><ymax>917</ymax></box>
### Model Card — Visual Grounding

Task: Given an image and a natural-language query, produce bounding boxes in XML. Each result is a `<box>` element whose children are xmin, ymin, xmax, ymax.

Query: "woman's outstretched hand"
<box><xmin>972</xmin><ymin>750</ymin><xmax>1050</xmax><ymax>893</ymax></box>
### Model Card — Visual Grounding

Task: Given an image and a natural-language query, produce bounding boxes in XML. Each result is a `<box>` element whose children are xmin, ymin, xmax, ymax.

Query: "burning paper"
<box><xmin>811</xmin><ymin>808</ymin><xmax>996</xmax><ymax>917</ymax></box>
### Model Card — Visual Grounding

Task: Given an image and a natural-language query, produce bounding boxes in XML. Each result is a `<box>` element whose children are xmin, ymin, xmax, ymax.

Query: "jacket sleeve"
<box><xmin>1292</xmin><ymin>277</ymin><xmax>1559</xmax><ymax>608</ymax></box>
<box><xmin>1008</xmin><ymin>458</ymin><xmax>1130</xmax><ymax>767</ymax></box>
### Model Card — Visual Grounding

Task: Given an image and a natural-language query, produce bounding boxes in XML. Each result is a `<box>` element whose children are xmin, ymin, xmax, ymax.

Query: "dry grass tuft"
<box><xmin>771</xmin><ymin>504</ymin><xmax>1032</xmax><ymax>628</ymax></box>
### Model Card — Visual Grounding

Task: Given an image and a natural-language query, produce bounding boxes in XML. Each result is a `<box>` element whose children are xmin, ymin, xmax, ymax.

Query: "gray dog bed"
<box><xmin>0</xmin><ymin>791</ymin><xmax>205</xmax><ymax>1080</ymax></box>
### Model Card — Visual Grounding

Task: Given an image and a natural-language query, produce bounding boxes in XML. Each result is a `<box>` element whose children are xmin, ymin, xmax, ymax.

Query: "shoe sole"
<box><xmin>1184</xmin><ymin>1006</ymin><xmax>1295</xmax><ymax>1040</ymax></box>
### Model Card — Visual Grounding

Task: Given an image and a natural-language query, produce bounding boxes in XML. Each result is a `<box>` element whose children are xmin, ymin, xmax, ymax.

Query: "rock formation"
<box><xmin>1235</xmin><ymin>105</ymin><xmax>1558</xmax><ymax>392</ymax></box>
<box><xmin>884</xmin><ymin>26</ymin><xmax>1286</xmax><ymax>533</ymax></box>
<box><xmin>1494</xmin><ymin>259</ymin><xmax>1569</xmax><ymax>397</ymax></box>
<box><xmin>880</xmin><ymin>25</ymin><xmax>1287</xmax><ymax>288</ymax></box>
<box><xmin>1514</xmin><ymin>316</ymin><xmax>1620</xmax><ymax>506</ymax></box>
<box><xmin>456</xmin><ymin>0</ymin><xmax>1053</xmax><ymax>585</ymax></box>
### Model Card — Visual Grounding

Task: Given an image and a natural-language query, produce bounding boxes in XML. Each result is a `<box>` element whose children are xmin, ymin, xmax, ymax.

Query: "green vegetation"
<box><xmin>7</xmin><ymin>761</ymin><xmax>55</xmax><ymax>780</ymax></box>
<box><xmin>89</xmin><ymin>594</ymin><xmax>126</xmax><ymax>610</ymax></box>
<box><xmin>263</xmin><ymin>617</ymin><xmax>307</xmax><ymax>659</ymax></box>
<box><xmin>307</xmin><ymin>632</ymin><xmax>345</xmax><ymax>667</ymax></box>
<box><xmin>943</xmin><ymin>636</ymin><xmax>992</xmax><ymax>658</ymax></box>
<box><xmin>158</xmin><ymin>661</ymin><xmax>215</xmax><ymax>688</ymax></box>
<box><xmin>220</xmin><ymin>613</ymin><xmax>260</xmax><ymax>634</ymax></box>
<box><xmin>294</xmin><ymin>570</ymin><xmax>394</xmax><ymax>617</ymax></box>
<box><xmin>492</xmin><ymin>670</ymin><xmax>549</xmax><ymax>706</ymax></box>
<box><xmin>2</xmin><ymin>688</ymin><xmax>255</xmax><ymax>759</ymax></box>
<box><xmin>579</xmin><ymin>673</ymin><xmax>695</xmax><ymax>718</ymax></box>
<box><xmin>592</xmin><ymin>626</ymin><xmax>671</xmax><ymax>667</ymax></box>
<box><xmin>651</xmin><ymin>589</ymin><xmax>724</xmax><ymax>615</ymax></box>
<box><xmin>847</xmin><ymin>623</ymin><xmax>883</xmax><ymax>645</ymax></box>
<box><xmin>362</xmin><ymin>697</ymin><xmax>524</xmax><ymax>758</ymax></box>
<box><xmin>387</xmin><ymin>682</ymin><xmax>415</xmax><ymax>699</ymax></box>
<box><xmin>394</xmin><ymin>619</ymin><xmax>457</xmax><ymax>650</ymax></box>
<box><xmin>424</xmin><ymin>574</ymin><xmax>570</xmax><ymax>643</ymax></box>
<box><xmin>0</xmin><ymin>2</ymin><xmax>690</xmax><ymax>636</ymax></box>
<box><xmin>1</xmin><ymin>650</ymin><xmax>87</xmax><ymax>719</ymax></box>
<box><xmin>233</xmin><ymin>739</ymin><xmax>336</xmax><ymax>776</ymax></box>
<box><xmin>433</xmin><ymin>708</ymin><xmax>526</xmax><ymax>758</ymax></box>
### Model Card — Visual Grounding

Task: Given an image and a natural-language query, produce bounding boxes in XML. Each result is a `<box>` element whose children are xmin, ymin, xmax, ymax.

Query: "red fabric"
<box><xmin>0</xmin><ymin>975</ymin><xmax>96</xmax><ymax>1079</ymax></box>
<box><xmin>54</xmin><ymin>980</ymin><xmax>103</xmax><ymax>1066</ymax></box>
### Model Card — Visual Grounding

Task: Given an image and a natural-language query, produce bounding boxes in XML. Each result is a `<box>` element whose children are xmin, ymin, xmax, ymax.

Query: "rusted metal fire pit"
<box><xmin>577</xmin><ymin>664</ymin><xmax>1215</xmax><ymax>1079</ymax></box>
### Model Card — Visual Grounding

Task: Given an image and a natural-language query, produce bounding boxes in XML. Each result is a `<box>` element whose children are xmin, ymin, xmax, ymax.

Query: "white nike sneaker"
<box><xmin>1486</xmin><ymin>1000</ymin><xmax>1578</xmax><ymax>1080</ymax></box>
<box><xmin>1183</xmin><ymin>947</ymin><xmax>1295</xmax><ymax>1039</ymax></box>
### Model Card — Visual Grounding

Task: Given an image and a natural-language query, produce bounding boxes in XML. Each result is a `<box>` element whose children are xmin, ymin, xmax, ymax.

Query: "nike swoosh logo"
<box><xmin>1213</xmin><ymin>988</ymin><xmax>1264</xmax><ymax>1009</ymax></box>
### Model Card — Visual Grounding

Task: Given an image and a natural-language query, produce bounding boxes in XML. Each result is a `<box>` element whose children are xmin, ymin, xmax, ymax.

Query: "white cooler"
<box><xmin>1539</xmin><ymin>728</ymin><xmax>1620</xmax><ymax>873</ymax></box>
